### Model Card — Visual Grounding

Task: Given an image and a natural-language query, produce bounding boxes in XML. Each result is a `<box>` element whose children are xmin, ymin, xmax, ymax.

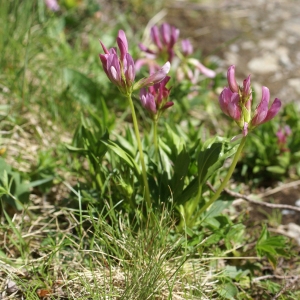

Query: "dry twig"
<box><xmin>206</xmin><ymin>182</ymin><xmax>300</xmax><ymax>213</ymax></box>
<box><xmin>271</xmin><ymin>276</ymin><xmax>299</xmax><ymax>300</ymax></box>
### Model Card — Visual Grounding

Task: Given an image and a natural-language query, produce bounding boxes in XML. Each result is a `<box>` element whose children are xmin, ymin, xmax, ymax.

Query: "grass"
<box><xmin>1</xmin><ymin>0</ymin><xmax>300</xmax><ymax>299</ymax></box>
<box><xmin>0</xmin><ymin>200</ymin><xmax>218</xmax><ymax>299</ymax></box>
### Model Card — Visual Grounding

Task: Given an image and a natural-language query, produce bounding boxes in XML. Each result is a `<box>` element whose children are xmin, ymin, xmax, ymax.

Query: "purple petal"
<box><xmin>45</xmin><ymin>0</ymin><xmax>60</xmax><ymax>11</ymax></box>
<box><xmin>140</xmin><ymin>88</ymin><xmax>157</xmax><ymax>113</ymax></box>
<box><xmin>251</xmin><ymin>86</ymin><xmax>270</xmax><ymax>126</ymax></box>
<box><xmin>219</xmin><ymin>87</ymin><xmax>233</xmax><ymax>116</ymax></box>
<box><xmin>190</xmin><ymin>59</ymin><xmax>216</xmax><ymax>78</ymax></box>
<box><xmin>227</xmin><ymin>93</ymin><xmax>241</xmax><ymax>121</ymax></box>
<box><xmin>162</xmin><ymin>101</ymin><xmax>174</xmax><ymax>110</ymax></box>
<box><xmin>138</xmin><ymin>43</ymin><xmax>156</xmax><ymax>55</ymax></box>
<box><xmin>243</xmin><ymin>75</ymin><xmax>251</xmax><ymax>97</ymax></box>
<box><xmin>227</xmin><ymin>65</ymin><xmax>239</xmax><ymax>93</ymax></box>
<box><xmin>150</xmin><ymin>26</ymin><xmax>162</xmax><ymax>50</ymax></box>
<box><xmin>107</xmin><ymin>54</ymin><xmax>121</xmax><ymax>84</ymax></box>
<box><xmin>133</xmin><ymin>62</ymin><xmax>171</xmax><ymax>90</ymax></box>
<box><xmin>99</xmin><ymin>41</ymin><xmax>110</xmax><ymax>54</ymax></box>
<box><xmin>124</xmin><ymin>53</ymin><xmax>135</xmax><ymax>84</ymax></box>
<box><xmin>99</xmin><ymin>54</ymin><xmax>109</xmax><ymax>75</ymax></box>
<box><xmin>181</xmin><ymin>39</ymin><xmax>193</xmax><ymax>57</ymax></box>
<box><xmin>262</xmin><ymin>98</ymin><xmax>282</xmax><ymax>124</ymax></box>
<box><xmin>117</xmin><ymin>30</ymin><xmax>128</xmax><ymax>60</ymax></box>
<box><xmin>160</xmin><ymin>23</ymin><xmax>171</xmax><ymax>45</ymax></box>
<box><xmin>169</xmin><ymin>27</ymin><xmax>180</xmax><ymax>48</ymax></box>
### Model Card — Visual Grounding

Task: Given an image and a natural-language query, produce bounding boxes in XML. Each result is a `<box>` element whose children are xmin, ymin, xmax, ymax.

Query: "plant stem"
<box><xmin>153</xmin><ymin>119</ymin><xmax>159</xmax><ymax>160</ymax></box>
<box><xmin>198</xmin><ymin>136</ymin><xmax>247</xmax><ymax>215</ymax></box>
<box><xmin>126</xmin><ymin>93</ymin><xmax>151</xmax><ymax>209</ymax></box>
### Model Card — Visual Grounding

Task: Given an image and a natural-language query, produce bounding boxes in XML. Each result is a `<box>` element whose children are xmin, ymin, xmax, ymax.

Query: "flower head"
<box><xmin>176</xmin><ymin>39</ymin><xmax>216</xmax><ymax>83</ymax></box>
<box><xmin>219</xmin><ymin>65</ymin><xmax>282</xmax><ymax>136</ymax></box>
<box><xmin>99</xmin><ymin>30</ymin><xmax>135</xmax><ymax>94</ymax></box>
<box><xmin>181</xmin><ymin>39</ymin><xmax>193</xmax><ymax>57</ymax></box>
<box><xmin>139</xmin><ymin>23</ymin><xmax>179</xmax><ymax>63</ymax></box>
<box><xmin>140</xmin><ymin>76</ymin><xmax>173</xmax><ymax>119</ymax></box>
<box><xmin>276</xmin><ymin>125</ymin><xmax>291</xmax><ymax>152</ymax></box>
<box><xmin>45</xmin><ymin>0</ymin><xmax>60</xmax><ymax>11</ymax></box>
<box><xmin>99</xmin><ymin>30</ymin><xmax>170</xmax><ymax>95</ymax></box>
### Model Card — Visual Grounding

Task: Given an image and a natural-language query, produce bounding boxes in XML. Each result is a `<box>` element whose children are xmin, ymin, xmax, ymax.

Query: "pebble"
<box><xmin>248</xmin><ymin>54</ymin><xmax>279</xmax><ymax>74</ymax></box>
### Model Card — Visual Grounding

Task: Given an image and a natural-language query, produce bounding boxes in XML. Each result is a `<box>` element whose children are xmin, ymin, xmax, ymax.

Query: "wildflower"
<box><xmin>140</xmin><ymin>76</ymin><xmax>173</xmax><ymax>119</ymax></box>
<box><xmin>276</xmin><ymin>125</ymin><xmax>291</xmax><ymax>152</ymax></box>
<box><xmin>139</xmin><ymin>23</ymin><xmax>179</xmax><ymax>63</ymax></box>
<box><xmin>45</xmin><ymin>0</ymin><xmax>60</xmax><ymax>11</ymax></box>
<box><xmin>177</xmin><ymin>39</ymin><xmax>216</xmax><ymax>83</ymax></box>
<box><xmin>181</xmin><ymin>39</ymin><xmax>193</xmax><ymax>57</ymax></box>
<box><xmin>99</xmin><ymin>30</ymin><xmax>170</xmax><ymax>95</ymax></box>
<box><xmin>219</xmin><ymin>65</ymin><xmax>281</xmax><ymax>136</ymax></box>
<box><xmin>133</xmin><ymin>62</ymin><xmax>170</xmax><ymax>90</ymax></box>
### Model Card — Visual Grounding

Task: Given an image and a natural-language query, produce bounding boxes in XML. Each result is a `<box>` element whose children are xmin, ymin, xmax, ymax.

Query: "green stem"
<box><xmin>198</xmin><ymin>136</ymin><xmax>247</xmax><ymax>216</ymax></box>
<box><xmin>153</xmin><ymin>119</ymin><xmax>158</xmax><ymax>160</ymax></box>
<box><xmin>126</xmin><ymin>93</ymin><xmax>151</xmax><ymax>209</ymax></box>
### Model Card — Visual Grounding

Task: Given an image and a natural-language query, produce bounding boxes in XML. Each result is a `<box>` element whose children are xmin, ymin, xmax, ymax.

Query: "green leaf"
<box><xmin>203</xmin><ymin>200</ymin><xmax>231</xmax><ymax>220</ymax></box>
<box><xmin>171</xmin><ymin>148</ymin><xmax>190</xmax><ymax>199</ymax></box>
<box><xmin>256</xmin><ymin>225</ymin><xmax>287</xmax><ymax>268</ymax></box>
<box><xmin>198</xmin><ymin>142</ymin><xmax>222</xmax><ymax>185</ymax></box>
<box><xmin>174</xmin><ymin>177</ymin><xmax>198</xmax><ymax>206</ymax></box>
<box><xmin>266</xmin><ymin>165</ymin><xmax>286</xmax><ymax>174</ymax></box>
<box><xmin>217</xmin><ymin>282</ymin><xmax>238</xmax><ymax>299</ymax></box>
<box><xmin>0</xmin><ymin>158</ymin><xmax>30</xmax><ymax>210</ymax></box>
<box><xmin>100</xmin><ymin>139</ymin><xmax>141</xmax><ymax>176</ymax></box>
<box><xmin>63</xmin><ymin>68</ymin><xmax>102</xmax><ymax>105</ymax></box>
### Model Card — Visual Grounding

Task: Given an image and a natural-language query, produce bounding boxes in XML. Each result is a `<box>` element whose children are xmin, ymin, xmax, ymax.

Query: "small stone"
<box><xmin>6</xmin><ymin>280</ymin><xmax>18</xmax><ymax>294</ymax></box>
<box><xmin>258</xmin><ymin>39</ymin><xmax>278</xmax><ymax>50</ymax></box>
<box><xmin>295</xmin><ymin>199</ymin><xmax>300</xmax><ymax>207</ymax></box>
<box><xmin>288</xmin><ymin>78</ymin><xmax>300</xmax><ymax>94</ymax></box>
<box><xmin>241</xmin><ymin>41</ymin><xmax>256</xmax><ymax>50</ymax></box>
<box><xmin>248</xmin><ymin>54</ymin><xmax>279</xmax><ymax>73</ymax></box>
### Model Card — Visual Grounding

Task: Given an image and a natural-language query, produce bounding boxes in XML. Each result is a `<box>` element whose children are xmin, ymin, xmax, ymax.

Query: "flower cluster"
<box><xmin>140</xmin><ymin>76</ymin><xmax>173</xmax><ymax>120</ymax></box>
<box><xmin>139</xmin><ymin>23</ymin><xmax>179</xmax><ymax>63</ymax></box>
<box><xmin>136</xmin><ymin>24</ymin><xmax>215</xmax><ymax>83</ymax></box>
<box><xmin>177</xmin><ymin>39</ymin><xmax>216</xmax><ymax>83</ymax></box>
<box><xmin>99</xmin><ymin>30</ymin><xmax>170</xmax><ymax>95</ymax></box>
<box><xmin>219</xmin><ymin>65</ymin><xmax>281</xmax><ymax>136</ymax></box>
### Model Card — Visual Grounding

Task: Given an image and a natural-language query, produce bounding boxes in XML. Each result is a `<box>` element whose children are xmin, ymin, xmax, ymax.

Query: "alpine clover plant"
<box><xmin>136</xmin><ymin>24</ymin><xmax>215</xmax><ymax>84</ymax></box>
<box><xmin>140</xmin><ymin>76</ymin><xmax>173</xmax><ymax>154</ymax></box>
<box><xmin>98</xmin><ymin>28</ymin><xmax>282</xmax><ymax>228</ymax></box>
<box><xmin>99</xmin><ymin>30</ymin><xmax>170</xmax><ymax>209</ymax></box>
<box><xmin>197</xmin><ymin>65</ymin><xmax>282</xmax><ymax>216</ymax></box>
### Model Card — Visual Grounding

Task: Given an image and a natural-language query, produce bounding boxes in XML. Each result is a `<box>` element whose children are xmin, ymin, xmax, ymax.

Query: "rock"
<box><xmin>248</xmin><ymin>54</ymin><xmax>279</xmax><ymax>73</ymax></box>
<box><xmin>288</xmin><ymin>79</ymin><xmax>300</xmax><ymax>94</ymax></box>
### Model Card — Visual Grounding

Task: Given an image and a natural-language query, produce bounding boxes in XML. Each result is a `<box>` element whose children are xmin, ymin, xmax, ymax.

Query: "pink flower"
<box><xmin>188</xmin><ymin>58</ymin><xmax>216</xmax><ymax>79</ymax></box>
<box><xmin>219</xmin><ymin>65</ymin><xmax>282</xmax><ymax>136</ymax></box>
<box><xmin>219</xmin><ymin>87</ymin><xmax>241</xmax><ymax>121</ymax></box>
<box><xmin>139</xmin><ymin>23</ymin><xmax>179</xmax><ymax>62</ymax></box>
<box><xmin>276</xmin><ymin>125</ymin><xmax>291</xmax><ymax>152</ymax></box>
<box><xmin>99</xmin><ymin>30</ymin><xmax>135</xmax><ymax>94</ymax></box>
<box><xmin>133</xmin><ymin>62</ymin><xmax>171</xmax><ymax>90</ymax></box>
<box><xmin>177</xmin><ymin>39</ymin><xmax>216</xmax><ymax>82</ymax></box>
<box><xmin>181</xmin><ymin>39</ymin><xmax>193</xmax><ymax>57</ymax></box>
<box><xmin>227</xmin><ymin>65</ymin><xmax>239</xmax><ymax>93</ymax></box>
<box><xmin>250</xmin><ymin>87</ymin><xmax>281</xmax><ymax>127</ymax></box>
<box><xmin>99</xmin><ymin>30</ymin><xmax>170</xmax><ymax>95</ymax></box>
<box><xmin>45</xmin><ymin>0</ymin><xmax>60</xmax><ymax>11</ymax></box>
<box><xmin>140</xmin><ymin>76</ymin><xmax>173</xmax><ymax>118</ymax></box>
